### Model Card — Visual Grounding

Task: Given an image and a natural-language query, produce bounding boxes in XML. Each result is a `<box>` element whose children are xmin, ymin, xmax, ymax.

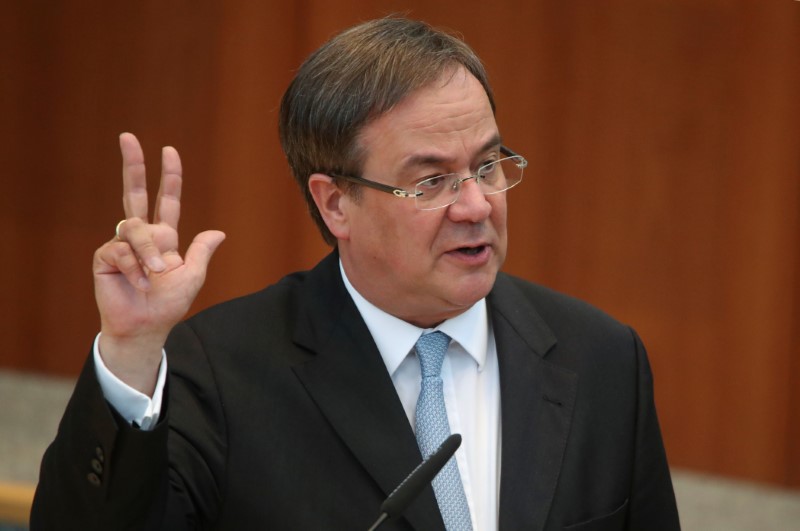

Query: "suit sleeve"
<box><xmin>30</xmin><ymin>352</ymin><xmax>171</xmax><ymax>530</ymax></box>
<box><xmin>627</xmin><ymin>328</ymin><xmax>681</xmax><ymax>530</ymax></box>
<box><xmin>30</xmin><ymin>323</ymin><xmax>228</xmax><ymax>530</ymax></box>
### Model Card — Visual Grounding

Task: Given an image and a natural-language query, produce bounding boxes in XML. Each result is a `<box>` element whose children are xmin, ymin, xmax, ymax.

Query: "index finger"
<box><xmin>119</xmin><ymin>132</ymin><xmax>149</xmax><ymax>220</ymax></box>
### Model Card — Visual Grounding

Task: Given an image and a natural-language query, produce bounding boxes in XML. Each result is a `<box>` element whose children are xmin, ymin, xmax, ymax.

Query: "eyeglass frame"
<box><xmin>327</xmin><ymin>145</ymin><xmax>527</xmax><ymax>210</ymax></box>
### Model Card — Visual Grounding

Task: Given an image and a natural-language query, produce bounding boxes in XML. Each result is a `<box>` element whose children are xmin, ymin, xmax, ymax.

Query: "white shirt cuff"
<box><xmin>93</xmin><ymin>333</ymin><xmax>167</xmax><ymax>431</ymax></box>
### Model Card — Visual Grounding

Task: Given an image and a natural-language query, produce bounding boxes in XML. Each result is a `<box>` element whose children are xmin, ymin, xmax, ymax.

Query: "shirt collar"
<box><xmin>339</xmin><ymin>260</ymin><xmax>489</xmax><ymax>376</ymax></box>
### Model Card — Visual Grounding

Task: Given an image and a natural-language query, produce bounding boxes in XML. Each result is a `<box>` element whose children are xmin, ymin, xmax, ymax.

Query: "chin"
<box><xmin>448</xmin><ymin>274</ymin><xmax>497</xmax><ymax>308</ymax></box>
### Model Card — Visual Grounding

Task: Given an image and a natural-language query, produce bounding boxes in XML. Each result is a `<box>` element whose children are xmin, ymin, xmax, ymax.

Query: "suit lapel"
<box><xmin>290</xmin><ymin>253</ymin><xmax>444</xmax><ymax>531</ymax></box>
<box><xmin>287</xmin><ymin>256</ymin><xmax>576</xmax><ymax>530</ymax></box>
<box><xmin>489</xmin><ymin>275</ymin><xmax>578</xmax><ymax>531</ymax></box>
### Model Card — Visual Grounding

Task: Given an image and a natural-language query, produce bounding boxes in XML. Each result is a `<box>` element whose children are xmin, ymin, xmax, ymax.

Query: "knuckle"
<box><xmin>114</xmin><ymin>246</ymin><xmax>142</xmax><ymax>273</ymax></box>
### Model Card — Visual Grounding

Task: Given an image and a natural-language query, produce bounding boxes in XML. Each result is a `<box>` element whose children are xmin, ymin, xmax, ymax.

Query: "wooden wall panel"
<box><xmin>2</xmin><ymin>1</ymin><xmax>798</xmax><ymax>487</ymax></box>
<box><xmin>488</xmin><ymin>0</ymin><xmax>800</xmax><ymax>487</ymax></box>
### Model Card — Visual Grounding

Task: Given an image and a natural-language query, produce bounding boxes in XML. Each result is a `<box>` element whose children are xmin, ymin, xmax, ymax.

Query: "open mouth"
<box><xmin>456</xmin><ymin>245</ymin><xmax>486</xmax><ymax>256</ymax></box>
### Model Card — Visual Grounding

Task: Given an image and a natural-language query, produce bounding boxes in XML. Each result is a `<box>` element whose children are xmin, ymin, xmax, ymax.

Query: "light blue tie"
<box><xmin>414</xmin><ymin>331</ymin><xmax>473</xmax><ymax>531</ymax></box>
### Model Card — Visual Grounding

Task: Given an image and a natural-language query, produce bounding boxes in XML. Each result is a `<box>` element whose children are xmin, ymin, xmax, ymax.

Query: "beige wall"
<box><xmin>2</xmin><ymin>1</ymin><xmax>798</xmax><ymax>487</ymax></box>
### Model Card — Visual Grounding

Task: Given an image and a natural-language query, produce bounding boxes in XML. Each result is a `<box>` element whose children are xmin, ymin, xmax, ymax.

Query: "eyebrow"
<box><xmin>399</xmin><ymin>133</ymin><xmax>503</xmax><ymax>171</ymax></box>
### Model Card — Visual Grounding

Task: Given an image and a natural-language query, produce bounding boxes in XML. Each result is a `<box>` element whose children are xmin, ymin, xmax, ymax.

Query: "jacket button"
<box><xmin>87</xmin><ymin>472</ymin><xmax>101</xmax><ymax>487</ymax></box>
<box><xmin>91</xmin><ymin>458</ymin><xmax>104</xmax><ymax>474</ymax></box>
<box><xmin>95</xmin><ymin>446</ymin><xmax>105</xmax><ymax>462</ymax></box>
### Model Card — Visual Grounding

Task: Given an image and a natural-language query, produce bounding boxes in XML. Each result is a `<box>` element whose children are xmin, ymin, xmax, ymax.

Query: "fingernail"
<box><xmin>138</xmin><ymin>277</ymin><xmax>151</xmax><ymax>291</ymax></box>
<box><xmin>148</xmin><ymin>256</ymin><xmax>166</xmax><ymax>272</ymax></box>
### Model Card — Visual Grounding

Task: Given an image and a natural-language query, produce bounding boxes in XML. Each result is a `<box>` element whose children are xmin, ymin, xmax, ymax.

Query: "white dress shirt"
<box><xmin>340</xmin><ymin>263</ymin><xmax>501</xmax><ymax>531</ymax></box>
<box><xmin>94</xmin><ymin>263</ymin><xmax>502</xmax><ymax>529</ymax></box>
<box><xmin>93</xmin><ymin>334</ymin><xmax>166</xmax><ymax>431</ymax></box>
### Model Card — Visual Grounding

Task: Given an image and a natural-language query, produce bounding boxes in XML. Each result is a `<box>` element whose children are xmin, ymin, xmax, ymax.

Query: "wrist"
<box><xmin>97</xmin><ymin>332</ymin><xmax>166</xmax><ymax>395</ymax></box>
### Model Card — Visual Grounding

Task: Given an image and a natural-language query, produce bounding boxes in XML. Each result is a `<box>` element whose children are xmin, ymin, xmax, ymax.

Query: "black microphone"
<box><xmin>367</xmin><ymin>433</ymin><xmax>462</xmax><ymax>531</ymax></box>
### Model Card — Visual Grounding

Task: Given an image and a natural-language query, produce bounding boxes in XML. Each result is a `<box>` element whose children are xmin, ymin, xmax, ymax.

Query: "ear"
<box><xmin>308</xmin><ymin>173</ymin><xmax>351</xmax><ymax>241</ymax></box>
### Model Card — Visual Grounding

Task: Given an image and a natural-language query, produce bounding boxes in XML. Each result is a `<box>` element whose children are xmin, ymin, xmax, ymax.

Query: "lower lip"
<box><xmin>445</xmin><ymin>245</ymin><xmax>492</xmax><ymax>266</ymax></box>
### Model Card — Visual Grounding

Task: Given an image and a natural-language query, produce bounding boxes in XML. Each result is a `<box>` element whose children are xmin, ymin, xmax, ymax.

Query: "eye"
<box><xmin>478</xmin><ymin>159</ymin><xmax>500</xmax><ymax>178</ymax></box>
<box><xmin>417</xmin><ymin>175</ymin><xmax>448</xmax><ymax>190</ymax></box>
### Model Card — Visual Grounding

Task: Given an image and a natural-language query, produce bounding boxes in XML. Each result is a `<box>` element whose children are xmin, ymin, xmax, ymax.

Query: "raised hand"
<box><xmin>93</xmin><ymin>133</ymin><xmax>225</xmax><ymax>394</ymax></box>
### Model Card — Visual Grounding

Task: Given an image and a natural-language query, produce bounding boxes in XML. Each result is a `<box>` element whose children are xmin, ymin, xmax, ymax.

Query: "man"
<box><xmin>31</xmin><ymin>17</ymin><xmax>680</xmax><ymax>530</ymax></box>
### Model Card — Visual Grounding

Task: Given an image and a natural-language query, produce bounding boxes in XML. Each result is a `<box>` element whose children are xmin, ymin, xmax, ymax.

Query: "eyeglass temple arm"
<box><xmin>330</xmin><ymin>173</ymin><xmax>411</xmax><ymax>196</ymax></box>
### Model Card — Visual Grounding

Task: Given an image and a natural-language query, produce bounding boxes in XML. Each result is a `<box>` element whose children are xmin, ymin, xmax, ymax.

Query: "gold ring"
<box><xmin>115</xmin><ymin>219</ymin><xmax>127</xmax><ymax>240</ymax></box>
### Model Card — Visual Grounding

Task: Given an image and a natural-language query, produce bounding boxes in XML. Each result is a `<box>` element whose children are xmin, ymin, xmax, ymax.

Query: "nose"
<box><xmin>446</xmin><ymin>176</ymin><xmax>491</xmax><ymax>223</ymax></box>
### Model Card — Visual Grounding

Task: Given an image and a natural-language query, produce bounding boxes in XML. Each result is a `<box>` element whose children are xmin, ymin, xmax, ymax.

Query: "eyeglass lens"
<box><xmin>414</xmin><ymin>156</ymin><xmax>525</xmax><ymax>210</ymax></box>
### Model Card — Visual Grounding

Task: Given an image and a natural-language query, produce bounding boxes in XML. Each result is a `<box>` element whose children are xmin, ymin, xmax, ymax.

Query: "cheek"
<box><xmin>353</xmin><ymin>198</ymin><xmax>447</xmax><ymax>266</ymax></box>
<box><xmin>414</xmin><ymin>212</ymin><xmax>450</xmax><ymax>253</ymax></box>
<box><xmin>384</xmin><ymin>216</ymin><xmax>446</xmax><ymax>281</ymax></box>
<box><xmin>353</xmin><ymin>202</ymin><xmax>416</xmax><ymax>261</ymax></box>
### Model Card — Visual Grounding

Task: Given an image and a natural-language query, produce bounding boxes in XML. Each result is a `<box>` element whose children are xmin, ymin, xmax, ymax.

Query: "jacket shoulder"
<box><xmin>188</xmin><ymin>270</ymin><xmax>308</xmax><ymax>328</ymax></box>
<box><xmin>494</xmin><ymin>273</ymin><xmax>631</xmax><ymax>337</ymax></box>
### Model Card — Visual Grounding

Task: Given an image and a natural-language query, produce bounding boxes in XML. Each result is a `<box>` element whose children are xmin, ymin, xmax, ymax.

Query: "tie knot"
<box><xmin>415</xmin><ymin>331</ymin><xmax>451</xmax><ymax>378</ymax></box>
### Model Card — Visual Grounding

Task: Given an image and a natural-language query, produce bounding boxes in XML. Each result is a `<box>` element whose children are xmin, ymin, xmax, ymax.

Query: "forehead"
<box><xmin>357</xmin><ymin>68</ymin><xmax>500</xmax><ymax>175</ymax></box>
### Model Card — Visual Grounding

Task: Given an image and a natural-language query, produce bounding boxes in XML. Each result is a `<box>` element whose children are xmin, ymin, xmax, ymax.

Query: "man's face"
<box><xmin>336</xmin><ymin>67</ymin><xmax>508</xmax><ymax>328</ymax></box>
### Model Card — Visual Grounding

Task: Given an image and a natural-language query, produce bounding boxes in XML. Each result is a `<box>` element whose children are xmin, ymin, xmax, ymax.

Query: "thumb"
<box><xmin>184</xmin><ymin>230</ymin><xmax>226</xmax><ymax>272</ymax></box>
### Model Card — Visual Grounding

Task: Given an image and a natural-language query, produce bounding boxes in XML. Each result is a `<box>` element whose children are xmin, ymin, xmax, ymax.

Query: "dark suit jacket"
<box><xmin>31</xmin><ymin>251</ymin><xmax>680</xmax><ymax>530</ymax></box>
